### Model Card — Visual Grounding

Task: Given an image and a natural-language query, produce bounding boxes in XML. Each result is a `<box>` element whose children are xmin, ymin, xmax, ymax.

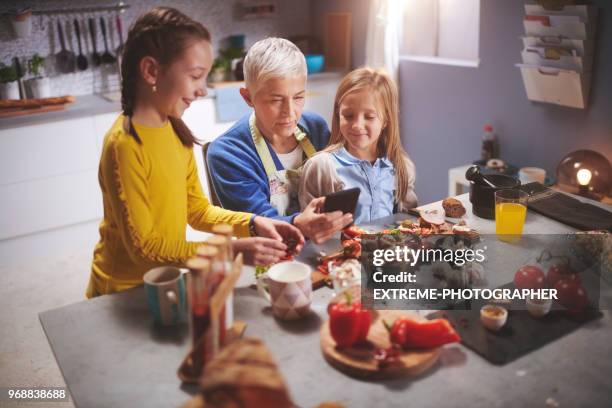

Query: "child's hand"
<box><xmin>232</xmin><ymin>237</ymin><xmax>288</xmax><ymax>266</ymax></box>
<box><xmin>252</xmin><ymin>216</ymin><xmax>305</xmax><ymax>253</ymax></box>
<box><xmin>294</xmin><ymin>197</ymin><xmax>353</xmax><ymax>244</ymax></box>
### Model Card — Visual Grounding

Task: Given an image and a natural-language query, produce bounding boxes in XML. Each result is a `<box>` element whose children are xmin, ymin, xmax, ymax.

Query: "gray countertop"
<box><xmin>39</xmin><ymin>196</ymin><xmax>612</xmax><ymax>408</ymax></box>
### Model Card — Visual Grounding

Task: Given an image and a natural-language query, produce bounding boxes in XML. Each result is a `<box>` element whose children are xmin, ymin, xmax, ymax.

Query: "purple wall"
<box><xmin>400</xmin><ymin>0</ymin><xmax>612</xmax><ymax>203</ymax></box>
<box><xmin>311</xmin><ymin>0</ymin><xmax>611</xmax><ymax>204</ymax></box>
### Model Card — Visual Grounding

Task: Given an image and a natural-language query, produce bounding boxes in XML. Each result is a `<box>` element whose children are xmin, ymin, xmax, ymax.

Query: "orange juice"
<box><xmin>495</xmin><ymin>203</ymin><xmax>526</xmax><ymax>236</ymax></box>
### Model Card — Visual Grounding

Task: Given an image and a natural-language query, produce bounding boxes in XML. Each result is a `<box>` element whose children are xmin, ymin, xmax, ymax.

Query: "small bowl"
<box><xmin>305</xmin><ymin>54</ymin><xmax>325</xmax><ymax>74</ymax></box>
<box><xmin>480</xmin><ymin>305</ymin><xmax>508</xmax><ymax>331</ymax></box>
<box><xmin>526</xmin><ymin>297</ymin><xmax>552</xmax><ymax>318</ymax></box>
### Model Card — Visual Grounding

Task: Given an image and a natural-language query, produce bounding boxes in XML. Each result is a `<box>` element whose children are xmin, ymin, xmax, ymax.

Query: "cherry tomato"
<box><xmin>554</xmin><ymin>279</ymin><xmax>588</xmax><ymax>315</ymax></box>
<box><xmin>514</xmin><ymin>265</ymin><xmax>546</xmax><ymax>290</ymax></box>
<box><xmin>547</xmin><ymin>263</ymin><xmax>580</xmax><ymax>288</ymax></box>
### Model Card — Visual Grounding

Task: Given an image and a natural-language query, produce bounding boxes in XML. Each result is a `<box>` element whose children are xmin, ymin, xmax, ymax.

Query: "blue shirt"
<box><xmin>206</xmin><ymin>111</ymin><xmax>330</xmax><ymax>223</ymax></box>
<box><xmin>331</xmin><ymin>147</ymin><xmax>396</xmax><ymax>224</ymax></box>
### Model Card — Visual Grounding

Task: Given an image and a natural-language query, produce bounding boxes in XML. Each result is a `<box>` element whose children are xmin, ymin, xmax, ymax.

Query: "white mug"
<box><xmin>256</xmin><ymin>261</ymin><xmax>312</xmax><ymax>320</ymax></box>
<box><xmin>519</xmin><ymin>167</ymin><xmax>546</xmax><ymax>184</ymax></box>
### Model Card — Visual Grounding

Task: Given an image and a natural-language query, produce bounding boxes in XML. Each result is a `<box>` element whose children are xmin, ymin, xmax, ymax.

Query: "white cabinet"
<box><xmin>0</xmin><ymin>100</ymin><xmax>230</xmax><ymax>241</ymax></box>
<box><xmin>0</xmin><ymin>73</ymin><xmax>340</xmax><ymax>241</ymax></box>
<box><xmin>0</xmin><ymin>117</ymin><xmax>103</xmax><ymax>240</ymax></box>
<box><xmin>0</xmin><ymin>117</ymin><xmax>98</xmax><ymax>185</ymax></box>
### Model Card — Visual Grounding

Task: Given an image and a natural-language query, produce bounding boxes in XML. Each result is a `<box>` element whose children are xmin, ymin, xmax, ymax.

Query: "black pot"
<box><xmin>469</xmin><ymin>175</ymin><xmax>521</xmax><ymax>219</ymax></box>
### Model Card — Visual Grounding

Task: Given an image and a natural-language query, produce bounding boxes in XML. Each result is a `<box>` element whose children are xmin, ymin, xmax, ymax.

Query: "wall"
<box><xmin>400</xmin><ymin>0</ymin><xmax>612</xmax><ymax>203</ymax></box>
<box><xmin>0</xmin><ymin>0</ymin><xmax>310</xmax><ymax>96</ymax></box>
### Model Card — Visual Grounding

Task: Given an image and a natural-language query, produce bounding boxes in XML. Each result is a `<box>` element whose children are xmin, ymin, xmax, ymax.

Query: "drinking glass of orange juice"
<box><xmin>495</xmin><ymin>189</ymin><xmax>528</xmax><ymax>241</ymax></box>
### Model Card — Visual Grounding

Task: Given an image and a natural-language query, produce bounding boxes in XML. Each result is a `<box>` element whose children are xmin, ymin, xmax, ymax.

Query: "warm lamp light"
<box><xmin>576</xmin><ymin>168</ymin><xmax>592</xmax><ymax>186</ymax></box>
<box><xmin>556</xmin><ymin>150</ymin><xmax>611</xmax><ymax>200</ymax></box>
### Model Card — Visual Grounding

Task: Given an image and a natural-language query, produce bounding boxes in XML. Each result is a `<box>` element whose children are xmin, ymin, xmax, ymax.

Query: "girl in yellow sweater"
<box><xmin>87</xmin><ymin>7</ymin><xmax>303</xmax><ymax>298</ymax></box>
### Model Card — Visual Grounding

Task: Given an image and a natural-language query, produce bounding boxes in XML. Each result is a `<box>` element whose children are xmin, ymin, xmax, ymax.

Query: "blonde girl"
<box><xmin>299</xmin><ymin>67</ymin><xmax>417</xmax><ymax>223</ymax></box>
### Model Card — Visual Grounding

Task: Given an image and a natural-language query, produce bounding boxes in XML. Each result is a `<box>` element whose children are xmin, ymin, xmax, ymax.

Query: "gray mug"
<box><xmin>143</xmin><ymin>266</ymin><xmax>187</xmax><ymax>325</ymax></box>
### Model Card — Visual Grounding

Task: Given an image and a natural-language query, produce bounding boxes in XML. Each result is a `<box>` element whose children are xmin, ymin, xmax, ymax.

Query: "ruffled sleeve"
<box><xmin>102</xmin><ymin>134</ymin><xmax>200</xmax><ymax>265</ymax></box>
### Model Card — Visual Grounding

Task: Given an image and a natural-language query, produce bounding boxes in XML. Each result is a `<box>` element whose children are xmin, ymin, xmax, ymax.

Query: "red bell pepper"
<box><xmin>384</xmin><ymin>318</ymin><xmax>460</xmax><ymax>349</ymax></box>
<box><xmin>328</xmin><ymin>292</ymin><xmax>371</xmax><ymax>348</ymax></box>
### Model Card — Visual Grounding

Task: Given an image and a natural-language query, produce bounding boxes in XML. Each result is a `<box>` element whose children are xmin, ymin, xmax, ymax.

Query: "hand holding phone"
<box><xmin>322</xmin><ymin>187</ymin><xmax>360</xmax><ymax>215</ymax></box>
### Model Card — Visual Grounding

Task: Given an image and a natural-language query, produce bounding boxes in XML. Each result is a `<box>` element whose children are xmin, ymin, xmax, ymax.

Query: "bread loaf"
<box><xmin>200</xmin><ymin>338</ymin><xmax>293</xmax><ymax>408</ymax></box>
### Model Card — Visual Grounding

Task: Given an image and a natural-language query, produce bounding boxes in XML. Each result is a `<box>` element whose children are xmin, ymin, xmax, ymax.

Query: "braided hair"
<box><xmin>120</xmin><ymin>7</ymin><xmax>210</xmax><ymax>147</ymax></box>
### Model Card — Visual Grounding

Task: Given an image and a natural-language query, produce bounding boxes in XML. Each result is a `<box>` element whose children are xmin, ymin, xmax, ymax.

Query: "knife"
<box><xmin>13</xmin><ymin>57</ymin><xmax>26</xmax><ymax>99</ymax></box>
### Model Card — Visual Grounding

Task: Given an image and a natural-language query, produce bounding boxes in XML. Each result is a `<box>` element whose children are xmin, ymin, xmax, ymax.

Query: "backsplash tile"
<box><xmin>0</xmin><ymin>0</ymin><xmax>310</xmax><ymax>96</ymax></box>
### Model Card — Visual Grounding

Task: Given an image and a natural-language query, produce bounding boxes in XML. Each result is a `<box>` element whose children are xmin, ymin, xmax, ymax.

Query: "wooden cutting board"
<box><xmin>320</xmin><ymin>310</ymin><xmax>440</xmax><ymax>379</ymax></box>
<box><xmin>0</xmin><ymin>104</ymin><xmax>66</xmax><ymax>118</ymax></box>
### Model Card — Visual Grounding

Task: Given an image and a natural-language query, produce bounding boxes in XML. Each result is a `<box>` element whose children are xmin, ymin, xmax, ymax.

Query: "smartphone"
<box><xmin>322</xmin><ymin>187</ymin><xmax>360</xmax><ymax>215</ymax></box>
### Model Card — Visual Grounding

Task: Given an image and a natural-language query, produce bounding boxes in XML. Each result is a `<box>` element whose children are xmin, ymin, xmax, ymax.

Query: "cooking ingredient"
<box><xmin>514</xmin><ymin>265</ymin><xmax>546</xmax><ymax>290</ymax></box>
<box><xmin>384</xmin><ymin>317</ymin><xmax>460</xmax><ymax>349</ymax></box>
<box><xmin>328</xmin><ymin>292</ymin><xmax>371</xmax><ymax>348</ymax></box>
<box><xmin>547</xmin><ymin>262</ymin><xmax>580</xmax><ymax>288</ymax></box>
<box><xmin>554</xmin><ymin>279</ymin><xmax>588</xmax><ymax>314</ymax></box>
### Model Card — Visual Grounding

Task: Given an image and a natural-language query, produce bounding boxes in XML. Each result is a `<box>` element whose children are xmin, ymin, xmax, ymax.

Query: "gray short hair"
<box><xmin>243</xmin><ymin>37</ymin><xmax>307</xmax><ymax>93</ymax></box>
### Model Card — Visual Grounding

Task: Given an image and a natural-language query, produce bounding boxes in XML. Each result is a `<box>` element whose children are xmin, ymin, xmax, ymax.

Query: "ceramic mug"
<box><xmin>519</xmin><ymin>167</ymin><xmax>546</xmax><ymax>184</ymax></box>
<box><xmin>143</xmin><ymin>266</ymin><xmax>187</xmax><ymax>326</ymax></box>
<box><xmin>257</xmin><ymin>261</ymin><xmax>312</xmax><ymax>320</ymax></box>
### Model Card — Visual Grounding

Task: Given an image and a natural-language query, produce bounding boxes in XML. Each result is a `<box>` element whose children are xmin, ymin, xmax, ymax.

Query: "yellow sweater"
<box><xmin>86</xmin><ymin>116</ymin><xmax>252</xmax><ymax>298</ymax></box>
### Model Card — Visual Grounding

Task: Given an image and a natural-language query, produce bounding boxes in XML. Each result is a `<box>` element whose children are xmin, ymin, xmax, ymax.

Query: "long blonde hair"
<box><xmin>326</xmin><ymin>67</ymin><xmax>414</xmax><ymax>202</ymax></box>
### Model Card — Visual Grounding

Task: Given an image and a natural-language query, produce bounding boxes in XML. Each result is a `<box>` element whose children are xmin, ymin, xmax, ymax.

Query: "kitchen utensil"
<box><xmin>320</xmin><ymin>309</ymin><xmax>440</xmax><ymax>379</ymax></box>
<box><xmin>13</xmin><ymin>57</ymin><xmax>25</xmax><ymax>99</ymax></box>
<box><xmin>469</xmin><ymin>173</ymin><xmax>521</xmax><ymax>220</ymax></box>
<box><xmin>88</xmin><ymin>18</ymin><xmax>102</xmax><ymax>67</ymax></box>
<box><xmin>115</xmin><ymin>14</ymin><xmax>124</xmax><ymax>54</ymax></box>
<box><xmin>55</xmin><ymin>20</ymin><xmax>76</xmax><ymax>73</ymax></box>
<box><xmin>73</xmin><ymin>19</ymin><xmax>88</xmax><ymax>71</ymax></box>
<box><xmin>0</xmin><ymin>95</ymin><xmax>75</xmax><ymax>109</ymax></box>
<box><xmin>0</xmin><ymin>104</ymin><xmax>66</xmax><ymax>119</ymax></box>
<box><xmin>99</xmin><ymin>17</ymin><xmax>116</xmax><ymax>64</ymax></box>
<box><xmin>465</xmin><ymin>165</ymin><xmax>497</xmax><ymax>188</ymax></box>
<box><xmin>428</xmin><ymin>283</ymin><xmax>602</xmax><ymax>365</ymax></box>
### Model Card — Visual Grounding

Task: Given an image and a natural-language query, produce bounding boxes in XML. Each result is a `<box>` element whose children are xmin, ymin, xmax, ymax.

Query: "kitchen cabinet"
<box><xmin>0</xmin><ymin>72</ymin><xmax>342</xmax><ymax>241</ymax></box>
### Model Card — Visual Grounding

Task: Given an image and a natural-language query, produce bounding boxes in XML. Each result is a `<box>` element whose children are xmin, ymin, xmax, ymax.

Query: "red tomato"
<box><xmin>554</xmin><ymin>279</ymin><xmax>588</xmax><ymax>314</ymax></box>
<box><xmin>547</xmin><ymin>263</ymin><xmax>580</xmax><ymax>288</ymax></box>
<box><xmin>514</xmin><ymin>265</ymin><xmax>546</xmax><ymax>290</ymax></box>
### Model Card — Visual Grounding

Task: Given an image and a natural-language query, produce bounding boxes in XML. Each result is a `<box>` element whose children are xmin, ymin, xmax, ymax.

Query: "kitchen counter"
<box><xmin>39</xmin><ymin>195</ymin><xmax>612</xmax><ymax>408</ymax></box>
<box><xmin>0</xmin><ymin>71</ymin><xmax>344</xmax><ymax>131</ymax></box>
<box><xmin>0</xmin><ymin>89</ymin><xmax>216</xmax><ymax>131</ymax></box>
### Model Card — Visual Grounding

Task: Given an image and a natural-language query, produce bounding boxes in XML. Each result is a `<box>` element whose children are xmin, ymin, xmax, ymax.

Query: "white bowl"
<box><xmin>526</xmin><ymin>297</ymin><xmax>552</xmax><ymax>318</ymax></box>
<box><xmin>480</xmin><ymin>305</ymin><xmax>508</xmax><ymax>331</ymax></box>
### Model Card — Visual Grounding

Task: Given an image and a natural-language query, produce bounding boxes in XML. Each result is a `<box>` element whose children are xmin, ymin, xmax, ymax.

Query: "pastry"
<box><xmin>442</xmin><ymin>197</ymin><xmax>466</xmax><ymax>218</ymax></box>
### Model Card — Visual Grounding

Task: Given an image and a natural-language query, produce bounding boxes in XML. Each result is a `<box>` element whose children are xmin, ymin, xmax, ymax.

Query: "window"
<box><xmin>400</xmin><ymin>0</ymin><xmax>481</xmax><ymax>67</ymax></box>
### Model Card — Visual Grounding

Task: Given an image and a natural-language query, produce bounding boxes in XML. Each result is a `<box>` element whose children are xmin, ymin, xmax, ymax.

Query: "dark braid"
<box><xmin>120</xmin><ymin>7</ymin><xmax>210</xmax><ymax>146</ymax></box>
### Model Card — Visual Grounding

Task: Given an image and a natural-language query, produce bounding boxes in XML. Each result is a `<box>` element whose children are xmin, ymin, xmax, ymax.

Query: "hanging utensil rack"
<box><xmin>29</xmin><ymin>2</ymin><xmax>129</xmax><ymax>16</ymax></box>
